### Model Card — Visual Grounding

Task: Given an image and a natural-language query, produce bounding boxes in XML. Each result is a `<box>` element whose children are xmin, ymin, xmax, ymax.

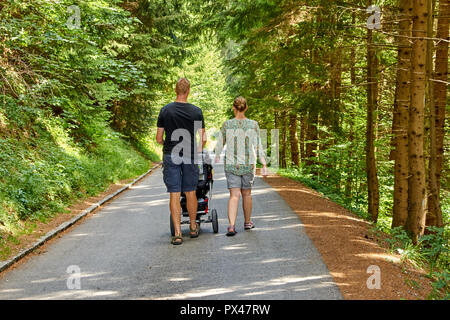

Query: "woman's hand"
<box><xmin>215</xmin><ymin>156</ymin><xmax>221</xmax><ymax>164</ymax></box>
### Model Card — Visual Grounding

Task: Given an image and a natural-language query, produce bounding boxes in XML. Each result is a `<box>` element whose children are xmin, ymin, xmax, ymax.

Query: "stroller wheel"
<box><xmin>170</xmin><ymin>214</ymin><xmax>175</xmax><ymax>237</ymax></box>
<box><xmin>211</xmin><ymin>209</ymin><xmax>218</xmax><ymax>233</ymax></box>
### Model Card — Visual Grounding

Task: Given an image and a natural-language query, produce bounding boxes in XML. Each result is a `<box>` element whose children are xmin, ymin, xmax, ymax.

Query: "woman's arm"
<box><xmin>256</xmin><ymin>123</ymin><xmax>268</xmax><ymax>176</ymax></box>
<box><xmin>214</xmin><ymin>124</ymin><xmax>226</xmax><ymax>163</ymax></box>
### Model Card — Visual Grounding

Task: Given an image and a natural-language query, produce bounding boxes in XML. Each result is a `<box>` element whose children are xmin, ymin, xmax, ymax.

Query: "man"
<box><xmin>156</xmin><ymin>78</ymin><xmax>207</xmax><ymax>245</ymax></box>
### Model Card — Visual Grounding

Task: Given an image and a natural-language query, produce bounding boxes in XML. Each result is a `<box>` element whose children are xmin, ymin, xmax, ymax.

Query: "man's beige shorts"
<box><xmin>225</xmin><ymin>171</ymin><xmax>255</xmax><ymax>190</ymax></box>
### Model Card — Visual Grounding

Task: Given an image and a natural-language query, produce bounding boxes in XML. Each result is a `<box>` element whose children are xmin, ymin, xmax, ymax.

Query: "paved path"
<box><xmin>0</xmin><ymin>165</ymin><xmax>342</xmax><ymax>300</ymax></box>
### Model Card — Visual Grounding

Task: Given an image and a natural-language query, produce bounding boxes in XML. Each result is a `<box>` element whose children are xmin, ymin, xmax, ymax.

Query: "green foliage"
<box><xmin>0</xmin><ymin>112</ymin><xmax>150</xmax><ymax>237</ymax></box>
<box><xmin>0</xmin><ymin>0</ymin><xmax>169</xmax><ymax>244</ymax></box>
<box><xmin>133</xmin><ymin>132</ymin><xmax>163</xmax><ymax>163</ymax></box>
<box><xmin>0</xmin><ymin>0</ymin><xmax>230</xmax><ymax>248</ymax></box>
<box><xmin>420</xmin><ymin>227</ymin><xmax>450</xmax><ymax>273</ymax></box>
<box><xmin>0</xmin><ymin>0</ymin><xmax>193</xmax><ymax>151</ymax></box>
<box><xmin>386</xmin><ymin>227</ymin><xmax>427</xmax><ymax>268</ymax></box>
<box><xmin>385</xmin><ymin>226</ymin><xmax>450</xmax><ymax>299</ymax></box>
<box><xmin>212</xmin><ymin>2</ymin><xmax>449</xmax><ymax>297</ymax></box>
<box><xmin>108</xmin><ymin>0</ymin><xmax>196</xmax><ymax>140</ymax></box>
<box><xmin>172</xmin><ymin>39</ymin><xmax>232</xmax><ymax>129</ymax></box>
<box><xmin>1</xmin><ymin>0</ymin><xmax>448</xmax><ymax>300</ymax></box>
<box><xmin>428</xmin><ymin>270</ymin><xmax>450</xmax><ymax>300</ymax></box>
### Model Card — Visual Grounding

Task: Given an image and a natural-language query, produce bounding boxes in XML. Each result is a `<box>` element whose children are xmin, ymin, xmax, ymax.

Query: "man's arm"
<box><xmin>196</xmin><ymin>128</ymin><xmax>207</xmax><ymax>152</ymax></box>
<box><xmin>156</xmin><ymin>127</ymin><xmax>164</xmax><ymax>145</ymax></box>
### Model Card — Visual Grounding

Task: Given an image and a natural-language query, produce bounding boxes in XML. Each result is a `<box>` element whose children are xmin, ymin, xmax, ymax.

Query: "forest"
<box><xmin>0</xmin><ymin>0</ymin><xmax>448</xmax><ymax>299</ymax></box>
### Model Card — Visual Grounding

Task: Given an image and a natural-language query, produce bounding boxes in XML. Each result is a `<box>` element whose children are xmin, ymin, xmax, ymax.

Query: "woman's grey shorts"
<box><xmin>225</xmin><ymin>171</ymin><xmax>255</xmax><ymax>190</ymax></box>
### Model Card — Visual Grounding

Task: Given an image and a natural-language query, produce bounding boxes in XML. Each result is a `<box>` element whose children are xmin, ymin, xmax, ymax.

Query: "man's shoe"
<box><xmin>171</xmin><ymin>236</ymin><xmax>183</xmax><ymax>245</ymax></box>
<box><xmin>190</xmin><ymin>223</ymin><xmax>200</xmax><ymax>238</ymax></box>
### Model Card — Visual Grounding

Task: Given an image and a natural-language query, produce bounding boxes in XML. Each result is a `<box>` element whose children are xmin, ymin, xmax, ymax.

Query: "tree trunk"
<box><xmin>331</xmin><ymin>47</ymin><xmax>343</xmax><ymax>105</ymax></box>
<box><xmin>332</xmin><ymin>48</ymin><xmax>343</xmax><ymax>191</ymax></box>
<box><xmin>434</xmin><ymin>0</ymin><xmax>449</xmax><ymax>190</ymax></box>
<box><xmin>366</xmin><ymin>26</ymin><xmax>380</xmax><ymax>223</ymax></box>
<box><xmin>346</xmin><ymin>37</ymin><xmax>356</xmax><ymax>199</ymax></box>
<box><xmin>274</xmin><ymin>110</ymin><xmax>279</xmax><ymax>132</ymax></box>
<box><xmin>427</xmin><ymin>0</ymin><xmax>449</xmax><ymax>228</ymax></box>
<box><xmin>425</xmin><ymin>0</ymin><xmax>439</xmax><ymax>228</ymax></box>
<box><xmin>274</xmin><ymin>110</ymin><xmax>280</xmax><ymax>169</ymax></box>
<box><xmin>289</xmin><ymin>112</ymin><xmax>300</xmax><ymax>167</ymax></box>
<box><xmin>406</xmin><ymin>0</ymin><xmax>428</xmax><ymax>243</ymax></box>
<box><xmin>345</xmin><ymin>118</ymin><xmax>354</xmax><ymax>199</ymax></box>
<box><xmin>390</xmin><ymin>86</ymin><xmax>400</xmax><ymax>161</ymax></box>
<box><xmin>306</xmin><ymin>111</ymin><xmax>318</xmax><ymax>172</ymax></box>
<box><xmin>300</xmin><ymin>114</ymin><xmax>307</xmax><ymax>163</ymax></box>
<box><xmin>280</xmin><ymin>109</ymin><xmax>288</xmax><ymax>168</ymax></box>
<box><xmin>350</xmin><ymin>12</ymin><xmax>357</xmax><ymax>86</ymax></box>
<box><xmin>392</xmin><ymin>0</ymin><xmax>413</xmax><ymax>228</ymax></box>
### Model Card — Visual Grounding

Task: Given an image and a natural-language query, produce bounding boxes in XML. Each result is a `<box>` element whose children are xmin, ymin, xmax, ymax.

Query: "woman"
<box><xmin>215</xmin><ymin>97</ymin><xmax>268</xmax><ymax>236</ymax></box>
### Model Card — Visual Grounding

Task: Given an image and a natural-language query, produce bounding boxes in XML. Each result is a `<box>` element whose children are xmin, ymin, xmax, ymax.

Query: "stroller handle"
<box><xmin>196</xmin><ymin>151</ymin><xmax>213</xmax><ymax>165</ymax></box>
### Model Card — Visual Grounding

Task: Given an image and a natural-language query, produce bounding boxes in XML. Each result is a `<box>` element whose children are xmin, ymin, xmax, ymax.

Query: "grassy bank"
<box><xmin>0</xmin><ymin>106</ymin><xmax>159</xmax><ymax>257</ymax></box>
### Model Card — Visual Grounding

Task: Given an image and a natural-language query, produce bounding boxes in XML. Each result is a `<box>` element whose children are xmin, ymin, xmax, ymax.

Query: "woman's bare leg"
<box><xmin>228</xmin><ymin>188</ymin><xmax>241</xmax><ymax>228</ymax></box>
<box><xmin>241</xmin><ymin>188</ymin><xmax>252</xmax><ymax>224</ymax></box>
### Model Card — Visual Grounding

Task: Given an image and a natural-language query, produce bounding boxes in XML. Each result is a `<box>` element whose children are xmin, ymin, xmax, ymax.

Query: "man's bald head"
<box><xmin>175</xmin><ymin>78</ymin><xmax>190</xmax><ymax>96</ymax></box>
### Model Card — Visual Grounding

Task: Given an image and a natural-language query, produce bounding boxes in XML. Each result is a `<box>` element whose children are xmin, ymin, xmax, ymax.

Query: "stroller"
<box><xmin>169</xmin><ymin>152</ymin><xmax>218</xmax><ymax>236</ymax></box>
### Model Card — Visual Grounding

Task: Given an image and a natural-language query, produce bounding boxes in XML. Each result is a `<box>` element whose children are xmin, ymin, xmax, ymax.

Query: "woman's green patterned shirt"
<box><xmin>219</xmin><ymin>118</ymin><xmax>265</xmax><ymax>176</ymax></box>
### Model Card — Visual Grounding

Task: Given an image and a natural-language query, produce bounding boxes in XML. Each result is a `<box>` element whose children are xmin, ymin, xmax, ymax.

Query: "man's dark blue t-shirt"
<box><xmin>157</xmin><ymin>102</ymin><xmax>205</xmax><ymax>157</ymax></box>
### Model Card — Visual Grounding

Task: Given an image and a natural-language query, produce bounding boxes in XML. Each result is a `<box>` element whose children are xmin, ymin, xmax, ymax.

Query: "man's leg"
<box><xmin>169</xmin><ymin>192</ymin><xmax>182</xmax><ymax>237</ymax></box>
<box><xmin>163</xmin><ymin>154</ymin><xmax>183</xmax><ymax>242</ymax></box>
<box><xmin>181</xmin><ymin>161</ymin><xmax>200</xmax><ymax>236</ymax></box>
<box><xmin>185</xmin><ymin>191</ymin><xmax>198</xmax><ymax>231</ymax></box>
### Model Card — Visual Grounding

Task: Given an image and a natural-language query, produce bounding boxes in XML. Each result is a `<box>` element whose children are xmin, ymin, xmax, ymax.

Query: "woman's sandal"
<box><xmin>171</xmin><ymin>235</ymin><xmax>183</xmax><ymax>245</ymax></box>
<box><xmin>226</xmin><ymin>226</ymin><xmax>237</xmax><ymax>237</ymax></box>
<box><xmin>244</xmin><ymin>221</ymin><xmax>255</xmax><ymax>230</ymax></box>
<box><xmin>189</xmin><ymin>223</ymin><xmax>200</xmax><ymax>238</ymax></box>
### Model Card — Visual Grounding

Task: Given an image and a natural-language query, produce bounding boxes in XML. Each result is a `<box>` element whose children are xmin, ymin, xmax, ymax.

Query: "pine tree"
<box><xmin>427</xmin><ymin>0</ymin><xmax>449</xmax><ymax>228</ymax></box>
<box><xmin>366</xmin><ymin>19</ymin><xmax>380</xmax><ymax>223</ymax></box>
<box><xmin>406</xmin><ymin>0</ymin><xmax>428</xmax><ymax>243</ymax></box>
<box><xmin>392</xmin><ymin>0</ymin><xmax>413</xmax><ymax>228</ymax></box>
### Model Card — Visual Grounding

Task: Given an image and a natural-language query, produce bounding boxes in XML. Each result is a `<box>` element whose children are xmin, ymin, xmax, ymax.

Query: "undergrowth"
<box><xmin>0</xmin><ymin>108</ymin><xmax>157</xmax><ymax>259</ymax></box>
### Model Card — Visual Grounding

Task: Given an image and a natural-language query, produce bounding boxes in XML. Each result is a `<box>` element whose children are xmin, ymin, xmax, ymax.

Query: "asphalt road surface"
<box><xmin>0</xmin><ymin>164</ymin><xmax>342</xmax><ymax>300</ymax></box>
